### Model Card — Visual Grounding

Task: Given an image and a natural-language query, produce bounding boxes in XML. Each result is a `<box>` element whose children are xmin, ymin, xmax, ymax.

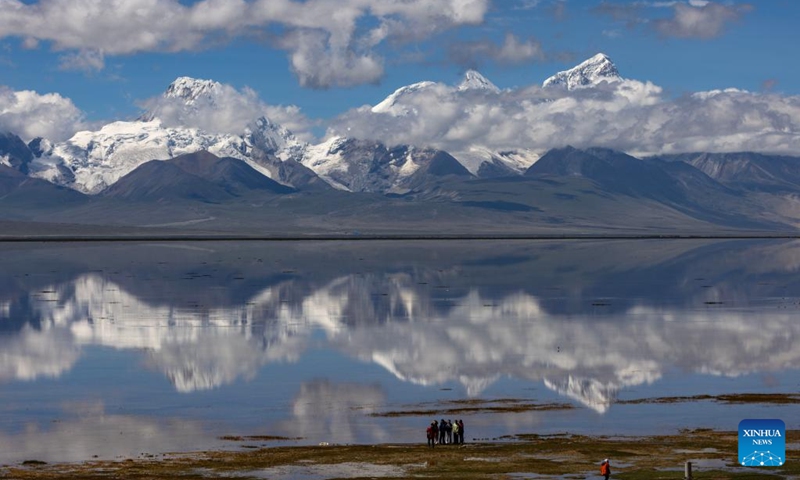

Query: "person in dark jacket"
<box><xmin>446</xmin><ymin>420</ymin><xmax>453</xmax><ymax>444</ymax></box>
<box><xmin>439</xmin><ymin>419</ymin><xmax>447</xmax><ymax>444</ymax></box>
<box><xmin>431</xmin><ymin>420</ymin><xmax>439</xmax><ymax>445</ymax></box>
<box><xmin>457</xmin><ymin>419</ymin><xmax>465</xmax><ymax>444</ymax></box>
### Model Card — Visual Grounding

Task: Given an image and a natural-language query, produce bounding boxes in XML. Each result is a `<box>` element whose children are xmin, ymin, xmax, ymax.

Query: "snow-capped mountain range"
<box><xmin>25</xmin><ymin>78</ymin><xmax>307</xmax><ymax>194</ymax></box>
<box><xmin>370</xmin><ymin>69</ymin><xmax>500</xmax><ymax>116</ymax></box>
<box><xmin>303</xmin><ymin>137</ymin><xmax>471</xmax><ymax>193</ymax></box>
<box><xmin>30</xmin><ymin>120</ymin><xmax>260</xmax><ymax>194</ymax></box>
<box><xmin>6</xmin><ymin>54</ymin><xmax>621</xmax><ymax>195</ymax></box>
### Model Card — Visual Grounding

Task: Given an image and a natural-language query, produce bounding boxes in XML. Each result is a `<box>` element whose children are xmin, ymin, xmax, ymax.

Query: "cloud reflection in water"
<box><xmin>0</xmin><ymin>243</ymin><xmax>800</xmax><ymax>412</ymax></box>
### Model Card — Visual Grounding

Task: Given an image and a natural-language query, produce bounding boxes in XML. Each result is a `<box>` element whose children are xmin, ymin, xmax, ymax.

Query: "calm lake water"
<box><xmin>1</xmin><ymin>239</ymin><xmax>799</xmax><ymax>464</ymax></box>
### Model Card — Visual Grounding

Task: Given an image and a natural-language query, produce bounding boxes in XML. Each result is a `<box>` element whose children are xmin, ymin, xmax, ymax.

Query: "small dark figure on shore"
<box><xmin>458</xmin><ymin>419</ymin><xmax>465</xmax><ymax>444</ymax></box>
<box><xmin>600</xmin><ymin>458</ymin><xmax>611</xmax><ymax>480</ymax></box>
<box><xmin>439</xmin><ymin>419</ymin><xmax>447</xmax><ymax>445</ymax></box>
<box><xmin>426</xmin><ymin>422</ymin><xmax>435</xmax><ymax>448</ymax></box>
<box><xmin>431</xmin><ymin>420</ymin><xmax>439</xmax><ymax>445</ymax></box>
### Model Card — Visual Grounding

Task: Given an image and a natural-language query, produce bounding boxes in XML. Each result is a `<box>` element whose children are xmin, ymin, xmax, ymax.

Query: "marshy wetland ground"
<box><xmin>3</xmin><ymin>429</ymin><xmax>797</xmax><ymax>479</ymax></box>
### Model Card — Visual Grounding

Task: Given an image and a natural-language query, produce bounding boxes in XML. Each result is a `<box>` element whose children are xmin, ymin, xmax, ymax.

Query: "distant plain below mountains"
<box><xmin>3</xmin><ymin>143</ymin><xmax>800</xmax><ymax>238</ymax></box>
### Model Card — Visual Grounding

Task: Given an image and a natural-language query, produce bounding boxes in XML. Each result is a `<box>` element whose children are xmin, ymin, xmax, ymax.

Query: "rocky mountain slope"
<box><xmin>102</xmin><ymin>150</ymin><xmax>296</xmax><ymax>202</ymax></box>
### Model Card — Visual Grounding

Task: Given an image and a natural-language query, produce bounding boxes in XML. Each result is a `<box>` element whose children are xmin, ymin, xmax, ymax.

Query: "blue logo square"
<box><xmin>738</xmin><ymin>419</ymin><xmax>785</xmax><ymax>467</ymax></box>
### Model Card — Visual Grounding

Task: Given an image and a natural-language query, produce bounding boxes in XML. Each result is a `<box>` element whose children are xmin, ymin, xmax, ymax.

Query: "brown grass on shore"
<box><xmin>2</xmin><ymin>429</ymin><xmax>797</xmax><ymax>479</ymax></box>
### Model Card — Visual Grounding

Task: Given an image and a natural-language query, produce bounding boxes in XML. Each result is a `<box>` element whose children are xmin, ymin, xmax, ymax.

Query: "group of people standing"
<box><xmin>426</xmin><ymin>419</ymin><xmax>465</xmax><ymax>447</ymax></box>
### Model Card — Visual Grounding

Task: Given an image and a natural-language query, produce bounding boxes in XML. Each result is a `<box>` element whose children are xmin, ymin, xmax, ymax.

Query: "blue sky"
<box><xmin>3</xmin><ymin>0</ymin><xmax>800</xmax><ymax>158</ymax></box>
<box><xmin>1</xmin><ymin>0</ymin><xmax>795</xmax><ymax>123</ymax></box>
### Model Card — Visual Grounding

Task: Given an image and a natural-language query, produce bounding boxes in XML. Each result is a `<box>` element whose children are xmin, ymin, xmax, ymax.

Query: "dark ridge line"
<box><xmin>0</xmin><ymin>233</ymin><xmax>799</xmax><ymax>243</ymax></box>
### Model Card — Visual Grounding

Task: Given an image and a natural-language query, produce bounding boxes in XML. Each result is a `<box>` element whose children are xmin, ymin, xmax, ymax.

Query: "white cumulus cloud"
<box><xmin>652</xmin><ymin>1</ymin><xmax>751</xmax><ymax>39</ymax></box>
<box><xmin>594</xmin><ymin>1</ymin><xmax>752</xmax><ymax>39</ymax></box>
<box><xmin>0</xmin><ymin>0</ymin><xmax>491</xmax><ymax>88</ymax></box>
<box><xmin>450</xmin><ymin>33</ymin><xmax>545</xmax><ymax>68</ymax></box>
<box><xmin>280</xmin><ymin>29</ymin><xmax>385</xmax><ymax>88</ymax></box>
<box><xmin>0</xmin><ymin>86</ymin><xmax>86</xmax><ymax>141</ymax></box>
<box><xmin>58</xmin><ymin>48</ymin><xmax>105</xmax><ymax>72</ymax></box>
<box><xmin>140</xmin><ymin>79</ymin><xmax>317</xmax><ymax>142</ymax></box>
<box><xmin>330</xmin><ymin>74</ymin><xmax>800</xmax><ymax>157</ymax></box>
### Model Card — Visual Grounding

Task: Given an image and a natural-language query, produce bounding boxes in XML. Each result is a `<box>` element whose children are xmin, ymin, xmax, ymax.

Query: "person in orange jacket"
<box><xmin>600</xmin><ymin>458</ymin><xmax>611</xmax><ymax>479</ymax></box>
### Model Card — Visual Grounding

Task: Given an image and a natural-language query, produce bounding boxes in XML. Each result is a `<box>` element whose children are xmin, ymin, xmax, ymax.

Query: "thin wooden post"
<box><xmin>684</xmin><ymin>461</ymin><xmax>692</xmax><ymax>480</ymax></box>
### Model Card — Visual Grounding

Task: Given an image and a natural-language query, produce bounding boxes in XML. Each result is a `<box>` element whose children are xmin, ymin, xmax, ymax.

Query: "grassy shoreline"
<box><xmin>3</xmin><ymin>429</ymin><xmax>796</xmax><ymax>479</ymax></box>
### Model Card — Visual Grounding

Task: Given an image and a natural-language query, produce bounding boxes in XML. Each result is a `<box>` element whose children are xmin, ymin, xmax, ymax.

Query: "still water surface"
<box><xmin>0</xmin><ymin>239</ymin><xmax>798</xmax><ymax>463</ymax></box>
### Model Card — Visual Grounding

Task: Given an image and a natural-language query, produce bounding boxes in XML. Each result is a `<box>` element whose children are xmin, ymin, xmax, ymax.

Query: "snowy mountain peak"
<box><xmin>372</xmin><ymin>81</ymin><xmax>437</xmax><ymax>115</ymax></box>
<box><xmin>543</xmin><ymin>53</ymin><xmax>622</xmax><ymax>90</ymax></box>
<box><xmin>248</xmin><ymin>116</ymin><xmax>305</xmax><ymax>159</ymax></box>
<box><xmin>139</xmin><ymin>76</ymin><xmax>224</xmax><ymax>122</ymax></box>
<box><xmin>586</xmin><ymin>52</ymin><xmax>612</xmax><ymax>64</ymax></box>
<box><xmin>163</xmin><ymin>77</ymin><xmax>222</xmax><ymax>104</ymax></box>
<box><xmin>457</xmin><ymin>70</ymin><xmax>500</xmax><ymax>93</ymax></box>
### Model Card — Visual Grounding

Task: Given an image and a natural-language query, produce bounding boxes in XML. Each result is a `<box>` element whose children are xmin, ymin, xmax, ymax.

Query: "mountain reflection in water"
<box><xmin>1</xmin><ymin>239</ymin><xmax>800</xmax><ymax>460</ymax></box>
